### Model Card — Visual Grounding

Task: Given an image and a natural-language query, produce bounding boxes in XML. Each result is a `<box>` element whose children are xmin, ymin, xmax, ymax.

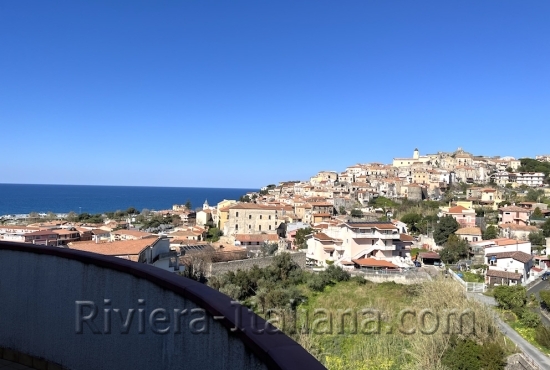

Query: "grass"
<box><xmin>461</xmin><ymin>271</ymin><xmax>485</xmax><ymax>283</ymax></box>
<box><xmin>285</xmin><ymin>277</ymin><xmax>510</xmax><ymax>370</ymax></box>
<box><xmin>498</xmin><ymin>309</ymin><xmax>550</xmax><ymax>356</ymax></box>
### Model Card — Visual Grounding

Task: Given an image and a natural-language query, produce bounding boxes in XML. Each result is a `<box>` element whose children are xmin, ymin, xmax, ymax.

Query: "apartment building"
<box><xmin>305</xmin><ymin>221</ymin><xmax>409</xmax><ymax>268</ymax></box>
<box><xmin>224</xmin><ymin>203</ymin><xmax>289</xmax><ymax>236</ymax></box>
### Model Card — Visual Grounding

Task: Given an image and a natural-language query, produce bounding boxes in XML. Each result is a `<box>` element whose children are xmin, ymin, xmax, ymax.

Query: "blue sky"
<box><xmin>1</xmin><ymin>1</ymin><xmax>549</xmax><ymax>188</ymax></box>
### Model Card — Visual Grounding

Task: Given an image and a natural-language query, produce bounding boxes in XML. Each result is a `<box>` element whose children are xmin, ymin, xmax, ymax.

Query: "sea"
<box><xmin>0</xmin><ymin>184</ymin><xmax>256</xmax><ymax>217</ymax></box>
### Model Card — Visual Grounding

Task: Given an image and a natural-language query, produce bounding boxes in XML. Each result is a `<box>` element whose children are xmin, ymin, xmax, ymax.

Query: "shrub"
<box><xmin>535</xmin><ymin>325</ymin><xmax>550</xmax><ymax>349</ymax></box>
<box><xmin>493</xmin><ymin>285</ymin><xmax>527</xmax><ymax>311</ymax></box>
<box><xmin>441</xmin><ymin>337</ymin><xmax>482</xmax><ymax>370</ymax></box>
<box><xmin>350</xmin><ymin>275</ymin><xmax>367</xmax><ymax>285</ymax></box>
<box><xmin>322</xmin><ymin>265</ymin><xmax>350</xmax><ymax>282</ymax></box>
<box><xmin>479</xmin><ymin>342</ymin><xmax>507</xmax><ymax>370</ymax></box>
<box><xmin>519</xmin><ymin>310</ymin><xmax>541</xmax><ymax>328</ymax></box>
<box><xmin>307</xmin><ymin>273</ymin><xmax>331</xmax><ymax>292</ymax></box>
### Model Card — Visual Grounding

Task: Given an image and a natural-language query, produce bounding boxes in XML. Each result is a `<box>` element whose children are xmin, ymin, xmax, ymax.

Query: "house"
<box><xmin>111</xmin><ymin>229</ymin><xmax>155</xmax><ymax>241</ymax></box>
<box><xmin>2</xmin><ymin>229</ymin><xmax>59</xmax><ymax>246</ymax></box>
<box><xmin>224</xmin><ymin>203</ymin><xmax>290</xmax><ymax>236</ymax></box>
<box><xmin>485</xmin><ymin>251</ymin><xmax>533</xmax><ymax>286</ymax></box>
<box><xmin>234</xmin><ymin>233</ymin><xmax>279</xmax><ymax>246</ymax></box>
<box><xmin>440</xmin><ymin>205</ymin><xmax>476</xmax><ymax>228</ymax></box>
<box><xmin>352</xmin><ymin>258</ymin><xmax>399</xmax><ymax>271</ymax></box>
<box><xmin>68</xmin><ymin>237</ymin><xmax>181</xmax><ymax>272</ymax></box>
<box><xmin>455</xmin><ymin>227</ymin><xmax>482</xmax><ymax>242</ymax></box>
<box><xmin>53</xmin><ymin>228</ymin><xmax>81</xmax><ymax>245</ymax></box>
<box><xmin>305</xmin><ymin>221</ymin><xmax>411</xmax><ymax>268</ymax></box>
<box><xmin>498</xmin><ymin>206</ymin><xmax>531</xmax><ymax>226</ymax></box>
<box><xmin>417</xmin><ymin>252</ymin><xmax>441</xmax><ymax>266</ymax></box>
<box><xmin>196</xmin><ymin>209</ymin><xmax>213</xmax><ymax>227</ymax></box>
<box><xmin>499</xmin><ymin>224</ymin><xmax>538</xmax><ymax>241</ymax></box>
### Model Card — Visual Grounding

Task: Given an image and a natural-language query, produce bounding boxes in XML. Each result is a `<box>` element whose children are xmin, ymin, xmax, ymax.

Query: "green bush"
<box><xmin>535</xmin><ymin>325</ymin><xmax>550</xmax><ymax>349</ymax></box>
<box><xmin>519</xmin><ymin>309</ymin><xmax>541</xmax><ymax>328</ymax></box>
<box><xmin>442</xmin><ymin>336</ymin><xmax>506</xmax><ymax>370</ymax></box>
<box><xmin>307</xmin><ymin>273</ymin><xmax>331</xmax><ymax>292</ymax></box>
<box><xmin>350</xmin><ymin>275</ymin><xmax>367</xmax><ymax>285</ymax></box>
<box><xmin>322</xmin><ymin>265</ymin><xmax>350</xmax><ymax>282</ymax></box>
<box><xmin>493</xmin><ymin>285</ymin><xmax>527</xmax><ymax>311</ymax></box>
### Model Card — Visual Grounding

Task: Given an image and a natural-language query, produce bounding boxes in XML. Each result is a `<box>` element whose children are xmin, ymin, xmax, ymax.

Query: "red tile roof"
<box><xmin>352</xmin><ymin>258</ymin><xmax>398</xmax><ymax>268</ymax></box>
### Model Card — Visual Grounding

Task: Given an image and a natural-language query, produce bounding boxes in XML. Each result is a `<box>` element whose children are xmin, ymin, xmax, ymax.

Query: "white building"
<box><xmin>305</xmin><ymin>221</ymin><xmax>412</xmax><ymax>268</ymax></box>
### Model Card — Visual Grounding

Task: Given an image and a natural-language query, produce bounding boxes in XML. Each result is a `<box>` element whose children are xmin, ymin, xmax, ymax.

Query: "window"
<box><xmin>269</xmin><ymin>225</ymin><xmax>272</xmax><ymax>230</ymax></box>
<box><xmin>269</xmin><ymin>215</ymin><xmax>271</xmax><ymax>220</ymax></box>
<box><xmin>248</xmin><ymin>225</ymin><xmax>251</xmax><ymax>229</ymax></box>
<box><xmin>259</xmin><ymin>225</ymin><xmax>261</xmax><ymax>231</ymax></box>
<box><xmin>260</xmin><ymin>215</ymin><xmax>262</xmax><ymax>220</ymax></box>
<box><xmin>236</xmin><ymin>212</ymin><xmax>239</xmax><ymax>217</ymax></box>
<box><xmin>235</xmin><ymin>224</ymin><xmax>238</xmax><ymax>230</ymax></box>
<box><xmin>371</xmin><ymin>240</ymin><xmax>375</xmax><ymax>245</ymax></box>
<box><xmin>249</xmin><ymin>215</ymin><xmax>252</xmax><ymax>219</ymax></box>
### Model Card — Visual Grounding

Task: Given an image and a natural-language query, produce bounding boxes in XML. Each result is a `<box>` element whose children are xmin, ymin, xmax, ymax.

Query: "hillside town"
<box><xmin>2</xmin><ymin>147</ymin><xmax>550</xmax><ymax>288</ymax></box>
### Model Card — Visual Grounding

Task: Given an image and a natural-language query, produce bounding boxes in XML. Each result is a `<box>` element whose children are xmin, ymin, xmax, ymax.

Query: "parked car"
<box><xmin>542</xmin><ymin>272</ymin><xmax>550</xmax><ymax>281</ymax></box>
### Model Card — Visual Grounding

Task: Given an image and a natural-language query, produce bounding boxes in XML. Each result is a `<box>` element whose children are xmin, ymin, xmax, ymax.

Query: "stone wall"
<box><xmin>210</xmin><ymin>252</ymin><xmax>306</xmax><ymax>276</ymax></box>
<box><xmin>506</xmin><ymin>353</ymin><xmax>539</xmax><ymax>370</ymax></box>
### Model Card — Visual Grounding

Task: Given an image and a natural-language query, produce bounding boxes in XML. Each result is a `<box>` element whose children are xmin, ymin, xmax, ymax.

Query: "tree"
<box><xmin>532</xmin><ymin>207</ymin><xmax>544</xmax><ymax>219</ymax></box>
<box><xmin>126</xmin><ymin>207</ymin><xmax>138</xmax><ymax>215</ymax></box>
<box><xmin>439</xmin><ymin>234</ymin><xmax>469</xmax><ymax>264</ymax></box>
<box><xmin>239</xmin><ymin>195</ymin><xmax>251</xmax><ymax>203</ymax></box>
<box><xmin>493</xmin><ymin>285</ymin><xmax>527</xmax><ymax>311</ymax></box>
<box><xmin>433</xmin><ymin>215</ymin><xmax>460</xmax><ymax>246</ymax></box>
<box><xmin>339</xmin><ymin>206</ymin><xmax>346</xmax><ymax>215</ymax></box>
<box><xmin>400</xmin><ymin>213</ymin><xmax>422</xmax><ymax>233</ymax></box>
<box><xmin>525</xmin><ymin>189</ymin><xmax>544</xmax><ymax>202</ymax></box>
<box><xmin>46</xmin><ymin>211</ymin><xmax>57</xmax><ymax>221</ymax></box>
<box><xmin>543</xmin><ymin>219</ymin><xmax>550</xmax><ymax>237</ymax></box>
<box><xmin>294</xmin><ymin>227</ymin><xmax>313</xmax><ymax>249</ymax></box>
<box><xmin>184</xmin><ymin>200</ymin><xmax>192</xmax><ymax>210</ymax></box>
<box><xmin>28</xmin><ymin>212</ymin><xmax>40</xmax><ymax>221</ymax></box>
<box><xmin>350</xmin><ymin>209</ymin><xmax>363</xmax><ymax>218</ymax></box>
<box><xmin>529</xmin><ymin>231</ymin><xmax>546</xmax><ymax>246</ymax></box>
<box><xmin>66</xmin><ymin>211</ymin><xmax>77</xmax><ymax>222</ymax></box>
<box><xmin>482</xmin><ymin>225</ymin><xmax>498</xmax><ymax>240</ymax></box>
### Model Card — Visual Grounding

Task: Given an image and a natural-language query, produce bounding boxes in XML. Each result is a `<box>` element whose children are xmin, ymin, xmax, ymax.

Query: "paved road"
<box><xmin>527</xmin><ymin>279</ymin><xmax>550</xmax><ymax>328</ymax></box>
<box><xmin>467</xmin><ymin>292</ymin><xmax>550</xmax><ymax>369</ymax></box>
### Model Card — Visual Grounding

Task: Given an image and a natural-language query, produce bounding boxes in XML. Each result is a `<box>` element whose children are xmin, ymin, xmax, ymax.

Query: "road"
<box><xmin>467</xmin><ymin>292</ymin><xmax>550</xmax><ymax>369</ymax></box>
<box><xmin>527</xmin><ymin>279</ymin><xmax>550</xmax><ymax>327</ymax></box>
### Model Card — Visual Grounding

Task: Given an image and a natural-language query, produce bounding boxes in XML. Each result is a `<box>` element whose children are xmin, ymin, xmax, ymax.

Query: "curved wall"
<box><xmin>0</xmin><ymin>242</ymin><xmax>325</xmax><ymax>370</ymax></box>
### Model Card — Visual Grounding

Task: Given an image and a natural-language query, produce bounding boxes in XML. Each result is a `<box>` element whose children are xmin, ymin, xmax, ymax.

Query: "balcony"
<box><xmin>0</xmin><ymin>241</ymin><xmax>324</xmax><ymax>370</ymax></box>
<box><xmin>350</xmin><ymin>232</ymin><xmax>399</xmax><ymax>240</ymax></box>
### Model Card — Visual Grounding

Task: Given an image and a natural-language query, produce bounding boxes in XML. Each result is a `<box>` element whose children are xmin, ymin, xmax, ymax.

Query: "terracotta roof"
<box><xmin>419</xmin><ymin>252</ymin><xmax>441</xmax><ymax>259</ymax></box>
<box><xmin>68</xmin><ymin>238</ymin><xmax>158</xmax><ymax>256</ymax></box>
<box><xmin>235</xmin><ymin>234</ymin><xmax>279</xmax><ymax>243</ymax></box>
<box><xmin>498</xmin><ymin>224</ymin><xmax>538</xmax><ymax>232</ymax></box>
<box><xmin>313</xmin><ymin>233</ymin><xmax>333</xmax><ymax>241</ymax></box>
<box><xmin>447</xmin><ymin>205</ymin><xmax>472</xmax><ymax>214</ymax></box>
<box><xmin>112</xmin><ymin>230</ymin><xmax>155</xmax><ymax>238</ymax></box>
<box><xmin>486</xmin><ymin>251</ymin><xmax>533</xmax><ymax>264</ymax></box>
<box><xmin>455</xmin><ymin>227</ymin><xmax>482</xmax><ymax>236</ymax></box>
<box><xmin>352</xmin><ymin>258</ymin><xmax>398</xmax><ymax>268</ymax></box>
<box><xmin>399</xmin><ymin>234</ymin><xmax>414</xmax><ymax>242</ymax></box>
<box><xmin>345</xmin><ymin>222</ymin><xmax>397</xmax><ymax>230</ymax></box>
<box><xmin>499</xmin><ymin>206</ymin><xmax>529</xmax><ymax>212</ymax></box>
<box><xmin>486</xmin><ymin>269</ymin><xmax>522</xmax><ymax>280</ymax></box>
<box><xmin>339</xmin><ymin>261</ymin><xmax>355</xmax><ymax>265</ymax></box>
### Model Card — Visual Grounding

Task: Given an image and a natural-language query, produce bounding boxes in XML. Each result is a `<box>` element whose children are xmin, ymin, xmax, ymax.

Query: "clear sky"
<box><xmin>1</xmin><ymin>1</ymin><xmax>549</xmax><ymax>188</ymax></box>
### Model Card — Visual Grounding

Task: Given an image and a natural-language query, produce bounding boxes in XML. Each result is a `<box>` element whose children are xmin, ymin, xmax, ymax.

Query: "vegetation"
<box><xmin>529</xmin><ymin>231</ymin><xmax>546</xmax><ymax>246</ymax></box>
<box><xmin>206</xmin><ymin>227</ymin><xmax>222</xmax><ymax>242</ymax></box>
<box><xmin>439</xmin><ymin>234</ymin><xmax>469</xmax><ymax>264</ymax></box>
<box><xmin>294</xmin><ymin>227</ymin><xmax>313</xmax><ymax>249</ymax></box>
<box><xmin>434</xmin><ymin>215</ymin><xmax>460</xmax><ymax>246</ymax></box>
<box><xmin>482</xmin><ymin>225</ymin><xmax>498</xmax><ymax>240</ymax></box>
<box><xmin>350</xmin><ymin>209</ymin><xmax>363</xmax><ymax>218</ymax></box>
<box><xmin>542</xmin><ymin>218</ymin><xmax>550</xmax><ymax>237</ymax></box>
<box><xmin>518</xmin><ymin>158</ymin><xmax>550</xmax><ymax>184</ymax></box>
<box><xmin>205</xmin><ymin>254</ymin><xmax>508</xmax><ymax>369</ymax></box>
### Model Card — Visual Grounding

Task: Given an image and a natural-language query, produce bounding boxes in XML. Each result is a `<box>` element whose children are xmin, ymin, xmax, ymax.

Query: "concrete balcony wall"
<box><xmin>0</xmin><ymin>242</ymin><xmax>324</xmax><ymax>370</ymax></box>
